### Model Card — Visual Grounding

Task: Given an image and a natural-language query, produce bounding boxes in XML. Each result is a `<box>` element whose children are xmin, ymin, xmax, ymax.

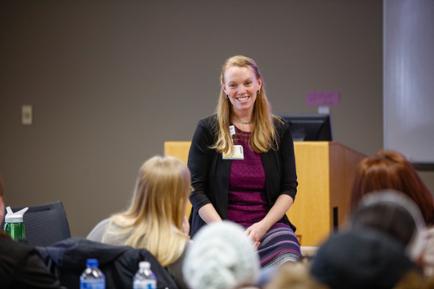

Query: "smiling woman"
<box><xmin>187</xmin><ymin>55</ymin><xmax>301</xmax><ymax>268</ymax></box>
<box><xmin>222</xmin><ymin>66</ymin><xmax>262</xmax><ymax>125</ymax></box>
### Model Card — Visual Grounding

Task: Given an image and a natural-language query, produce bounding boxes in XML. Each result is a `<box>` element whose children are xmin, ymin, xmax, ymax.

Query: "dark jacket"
<box><xmin>36</xmin><ymin>237</ymin><xmax>178</xmax><ymax>289</ymax></box>
<box><xmin>188</xmin><ymin>115</ymin><xmax>298</xmax><ymax>237</ymax></box>
<box><xmin>0</xmin><ymin>232</ymin><xmax>65</xmax><ymax>289</ymax></box>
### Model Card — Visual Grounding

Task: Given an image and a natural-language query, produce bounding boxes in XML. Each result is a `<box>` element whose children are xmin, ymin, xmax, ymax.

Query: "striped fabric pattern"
<box><xmin>257</xmin><ymin>222</ymin><xmax>301</xmax><ymax>267</ymax></box>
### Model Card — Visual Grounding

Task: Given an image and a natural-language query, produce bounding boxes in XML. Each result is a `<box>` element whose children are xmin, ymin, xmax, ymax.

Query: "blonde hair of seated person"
<box><xmin>393</xmin><ymin>270</ymin><xmax>434</xmax><ymax>289</ymax></box>
<box><xmin>265</xmin><ymin>262</ymin><xmax>328</xmax><ymax>289</ymax></box>
<box><xmin>102</xmin><ymin>155</ymin><xmax>190</xmax><ymax>267</ymax></box>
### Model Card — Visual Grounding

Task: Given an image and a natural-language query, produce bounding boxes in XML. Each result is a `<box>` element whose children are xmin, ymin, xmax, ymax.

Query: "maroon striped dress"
<box><xmin>227</xmin><ymin>127</ymin><xmax>301</xmax><ymax>267</ymax></box>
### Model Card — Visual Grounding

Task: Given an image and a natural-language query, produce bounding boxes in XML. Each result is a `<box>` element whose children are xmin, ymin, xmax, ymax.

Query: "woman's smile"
<box><xmin>236</xmin><ymin>96</ymin><xmax>250</xmax><ymax>102</ymax></box>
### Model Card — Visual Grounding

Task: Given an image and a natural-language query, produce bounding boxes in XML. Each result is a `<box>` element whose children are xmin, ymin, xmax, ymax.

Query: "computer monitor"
<box><xmin>277</xmin><ymin>113</ymin><xmax>333</xmax><ymax>141</ymax></box>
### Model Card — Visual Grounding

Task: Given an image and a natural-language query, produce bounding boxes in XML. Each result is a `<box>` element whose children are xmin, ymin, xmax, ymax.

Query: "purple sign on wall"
<box><xmin>306</xmin><ymin>91</ymin><xmax>340</xmax><ymax>106</ymax></box>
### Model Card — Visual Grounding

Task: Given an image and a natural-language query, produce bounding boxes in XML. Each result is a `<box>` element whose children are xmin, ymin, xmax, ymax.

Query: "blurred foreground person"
<box><xmin>265</xmin><ymin>262</ymin><xmax>327</xmax><ymax>289</ymax></box>
<box><xmin>183</xmin><ymin>221</ymin><xmax>260</xmax><ymax>289</ymax></box>
<box><xmin>350</xmin><ymin>150</ymin><xmax>434</xmax><ymax>276</ymax></box>
<box><xmin>311</xmin><ymin>190</ymin><xmax>432</xmax><ymax>289</ymax></box>
<box><xmin>87</xmin><ymin>155</ymin><xmax>191</xmax><ymax>288</ymax></box>
<box><xmin>351</xmin><ymin>150</ymin><xmax>434</xmax><ymax>225</ymax></box>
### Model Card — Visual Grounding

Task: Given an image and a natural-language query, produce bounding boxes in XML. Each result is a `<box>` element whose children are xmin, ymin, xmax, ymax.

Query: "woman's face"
<box><xmin>222</xmin><ymin>66</ymin><xmax>262</xmax><ymax>117</ymax></box>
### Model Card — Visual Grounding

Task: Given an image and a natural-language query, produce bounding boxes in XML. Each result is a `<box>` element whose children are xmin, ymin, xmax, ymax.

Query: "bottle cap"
<box><xmin>86</xmin><ymin>258</ymin><xmax>99</xmax><ymax>268</ymax></box>
<box><xmin>4</xmin><ymin>206</ymin><xmax>28</xmax><ymax>223</ymax></box>
<box><xmin>139</xmin><ymin>261</ymin><xmax>150</xmax><ymax>269</ymax></box>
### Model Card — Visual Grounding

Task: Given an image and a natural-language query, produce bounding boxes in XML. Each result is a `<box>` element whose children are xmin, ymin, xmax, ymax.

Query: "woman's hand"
<box><xmin>181</xmin><ymin>216</ymin><xmax>190</xmax><ymax>236</ymax></box>
<box><xmin>244</xmin><ymin>195</ymin><xmax>294</xmax><ymax>249</ymax></box>
<box><xmin>245</xmin><ymin>221</ymin><xmax>269</xmax><ymax>248</ymax></box>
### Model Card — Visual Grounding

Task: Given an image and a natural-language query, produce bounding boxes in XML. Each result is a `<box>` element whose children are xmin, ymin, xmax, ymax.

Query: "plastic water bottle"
<box><xmin>80</xmin><ymin>259</ymin><xmax>105</xmax><ymax>289</ymax></box>
<box><xmin>4</xmin><ymin>206</ymin><xmax>28</xmax><ymax>241</ymax></box>
<box><xmin>133</xmin><ymin>261</ymin><xmax>157</xmax><ymax>289</ymax></box>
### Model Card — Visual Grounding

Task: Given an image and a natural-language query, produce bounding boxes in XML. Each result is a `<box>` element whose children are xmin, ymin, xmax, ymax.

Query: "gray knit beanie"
<box><xmin>183</xmin><ymin>221</ymin><xmax>260</xmax><ymax>289</ymax></box>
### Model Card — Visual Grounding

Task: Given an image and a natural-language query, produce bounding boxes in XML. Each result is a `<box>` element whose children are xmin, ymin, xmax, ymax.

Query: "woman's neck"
<box><xmin>232</xmin><ymin>110</ymin><xmax>253</xmax><ymax>123</ymax></box>
<box><xmin>231</xmin><ymin>110</ymin><xmax>254</xmax><ymax>132</ymax></box>
<box><xmin>232</xmin><ymin>116</ymin><xmax>254</xmax><ymax>132</ymax></box>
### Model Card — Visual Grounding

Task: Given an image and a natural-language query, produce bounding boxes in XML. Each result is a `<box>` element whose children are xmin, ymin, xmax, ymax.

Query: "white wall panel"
<box><xmin>384</xmin><ymin>0</ymin><xmax>434</xmax><ymax>164</ymax></box>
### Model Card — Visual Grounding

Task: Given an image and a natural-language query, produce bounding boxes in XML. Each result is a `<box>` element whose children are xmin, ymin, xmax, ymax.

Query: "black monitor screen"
<box><xmin>277</xmin><ymin>113</ymin><xmax>333</xmax><ymax>141</ymax></box>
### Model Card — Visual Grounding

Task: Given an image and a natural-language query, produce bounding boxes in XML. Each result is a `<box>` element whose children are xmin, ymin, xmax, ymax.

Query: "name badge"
<box><xmin>222</xmin><ymin>145</ymin><xmax>244</xmax><ymax>160</ymax></box>
<box><xmin>230</xmin><ymin>125</ymin><xmax>236</xmax><ymax>136</ymax></box>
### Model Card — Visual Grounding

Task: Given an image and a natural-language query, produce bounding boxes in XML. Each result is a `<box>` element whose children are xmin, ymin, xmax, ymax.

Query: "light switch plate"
<box><xmin>22</xmin><ymin>105</ymin><xmax>32</xmax><ymax>125</ymax></box>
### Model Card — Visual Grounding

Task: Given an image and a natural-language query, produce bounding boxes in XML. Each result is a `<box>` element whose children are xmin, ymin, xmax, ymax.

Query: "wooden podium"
<box><xmin>164</xmin><ymin>141</ymin><xmax>365</xmax><ymax>246</ymax></box>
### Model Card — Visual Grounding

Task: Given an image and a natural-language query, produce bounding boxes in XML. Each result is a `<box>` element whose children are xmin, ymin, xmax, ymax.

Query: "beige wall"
<box><xmin>420</xmin><ymin>172</ymin><xmax>434</xmax><ymax>195</ymax></box>
<box><xmin>0</xmin><ymin>0</ymin><xmax>429</xmax><ymax>238</ymax></box>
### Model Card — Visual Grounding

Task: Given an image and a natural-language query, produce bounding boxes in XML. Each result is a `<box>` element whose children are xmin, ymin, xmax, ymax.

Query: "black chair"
<box><xmin>2</xmin><ymin>201</ymin><xmax>71</xmax><ymax>247</ymax></box>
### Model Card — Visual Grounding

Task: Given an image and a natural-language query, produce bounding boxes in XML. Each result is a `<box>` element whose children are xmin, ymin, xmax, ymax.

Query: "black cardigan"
<box><xmin>187</xmin><ymin>115</ymin><xmax>298</xmax><ymax>237</ymax></box>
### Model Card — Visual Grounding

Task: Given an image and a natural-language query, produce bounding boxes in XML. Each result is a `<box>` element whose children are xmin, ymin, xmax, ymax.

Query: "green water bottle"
<box><xmin>4</xmin><ymin>206</ymin><xmax>28</xmax><ymax>241</ymax></box>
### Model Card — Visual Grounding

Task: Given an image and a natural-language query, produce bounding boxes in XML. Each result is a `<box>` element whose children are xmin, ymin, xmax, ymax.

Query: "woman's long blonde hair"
<box><xmin>103</xmin><ymin>155</ymin><xmax>190</xmax><ymax>267</ymax></box>
<box><xmin>212</xmin><ymin>55</ymin><xmax>280</xmax><ymax>155</ymax></box>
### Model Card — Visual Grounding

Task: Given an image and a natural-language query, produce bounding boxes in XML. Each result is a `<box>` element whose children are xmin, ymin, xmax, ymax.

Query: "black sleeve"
<box><xmin>187</xmin><ymin>119</ymin><xmax>214</xmax><ymax>211</ymax></box>
<box><xmin>278</xmin><ymin>120</ymin><xmax>298</xmax><ymax>200</ymax></box>
<box><xmin>14</xmin><ymin>251</ymin><xmax>66</xmax><ymax>289</ymax></box>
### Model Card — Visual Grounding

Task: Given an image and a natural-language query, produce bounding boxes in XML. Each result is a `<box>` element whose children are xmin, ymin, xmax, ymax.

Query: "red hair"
<box><xmin>350</xmin><ymin>150</ymin><xmax>434</xmax><ymax>225</ymax></box>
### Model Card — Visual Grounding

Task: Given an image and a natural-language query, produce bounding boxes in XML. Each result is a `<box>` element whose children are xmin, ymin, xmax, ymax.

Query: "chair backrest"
<box><xmin>2</xmin><ymin>201</ymin><xmax>71</xmax><ymax>247</ymax></box>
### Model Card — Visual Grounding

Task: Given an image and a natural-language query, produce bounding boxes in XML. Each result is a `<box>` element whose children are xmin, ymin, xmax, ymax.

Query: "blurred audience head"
<box><xmin>104</xmin><ymin>155</ymin><xmax>191</xmax><ymax>267</ymax></box>
<box><xmin>311</xmin><ymin>190</ymin><xmax>427</xmax><ymax>289</ymax></box>
<box><xmin>311</xmin><ymin>228</ymin><xmax>421</xmax><ymax>289</ymax></box>
<box><xmin>183</xmin><ymin>221</ymin><xmax>260</xmax><ymax>289</ymax></box>
<box><xmin>265</xmin><ymin>262</ymin><xmax>327</xmax><ymax>289</ymax></box>
<box><xmin>129</xmin><ymin>155</ymin><xmax>191</xmax><ymax>229</ymax></box>
<box><xmin>349</xmin><ymin>190</ymin><xmax>426</xmax><ymax>261</ymax></box>
<box><xmin>350</xmin><ymin>150</ymin><xmax>434</xmax><ymax>225</ymax></box>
